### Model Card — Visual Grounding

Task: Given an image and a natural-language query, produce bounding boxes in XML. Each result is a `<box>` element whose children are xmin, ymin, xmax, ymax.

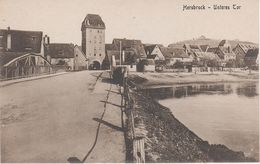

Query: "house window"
<box><xmin>99</xmin><ymin>54</ymin><xmax>101</xmax><ymax>56</ymax></box>
<box><xmin>94</xmin><ymin>54</ymin><xmax>96</xmax><ymax>56</ymax></box>
<box><xmin>32</xmin><ymin>36</ymin><xmax>36</xmax><ymax>41</ymax></box>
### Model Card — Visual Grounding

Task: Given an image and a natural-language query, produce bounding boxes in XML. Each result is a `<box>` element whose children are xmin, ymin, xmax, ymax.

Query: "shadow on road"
<box><xmin>100</xmin><ymin>100</ymin><xmax>124</xmax><ymax>108</ymax></box>
<box><xmin>67</xmin><ymin>157</ymin><xmax>82</xmax><ymax>163</ymax></box>
<box><xmin>93</xmin><ymin>118</ymin><xmax>125</xmax><ymax>132</ymax></box>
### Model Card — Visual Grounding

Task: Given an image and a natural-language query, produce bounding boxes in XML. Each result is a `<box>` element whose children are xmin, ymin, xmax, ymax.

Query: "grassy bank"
<box><xmin>126</xmin><ymin>89</ymin><xmax>256</xmax><ymax>162</ymax></box>
<box><xmin>128</xmin><ymin>71</ymin><xmax>259</xmax><ymax>88</ymax></box>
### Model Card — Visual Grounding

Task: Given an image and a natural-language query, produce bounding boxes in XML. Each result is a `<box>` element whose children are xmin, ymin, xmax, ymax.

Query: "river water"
<box><xmin>141</xmin><ymin>82</ymin><xmax>259</xmax><ymax>160</ymax></box>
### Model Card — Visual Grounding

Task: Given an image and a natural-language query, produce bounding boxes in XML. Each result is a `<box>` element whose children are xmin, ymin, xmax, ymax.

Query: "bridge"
<box><xmin>0</xmin><ymin>70</ymin><xmax>125</xmax><ymax>163</ymax></box>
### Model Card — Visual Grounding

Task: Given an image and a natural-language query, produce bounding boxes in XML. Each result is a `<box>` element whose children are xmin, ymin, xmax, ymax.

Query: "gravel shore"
<box><xmin>127</xmin><ymin>90</ymin><xmax>256</xmax><ymax>162</ymax></box>
<box><xmin>126</xmin><ymin>72</ymin><xmax>258</xmax><ymax>162</ymax></box>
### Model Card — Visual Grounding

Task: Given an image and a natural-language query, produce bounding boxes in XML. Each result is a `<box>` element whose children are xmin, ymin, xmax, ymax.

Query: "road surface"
<box><xmin>0</xmin><ymin>70</ymin><xmax>125</xmax><ymax>163</ymax></box>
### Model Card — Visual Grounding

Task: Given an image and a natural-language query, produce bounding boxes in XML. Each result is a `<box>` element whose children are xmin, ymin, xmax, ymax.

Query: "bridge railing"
<box><xmin>0</xmin><ymin>65</ymin><xmax>69</xmax><ymax>81</ymax></box>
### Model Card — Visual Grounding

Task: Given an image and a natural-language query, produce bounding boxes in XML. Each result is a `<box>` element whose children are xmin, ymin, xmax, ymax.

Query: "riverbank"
<box><xmin>126</xmin><ymin>72</ymin><xmax>258</xmax><ymax>162</ymax></box>
<box><xmin>128</xmin><ymin>71</ymin><xmax>259</xmax><ymax>88</ymax></box>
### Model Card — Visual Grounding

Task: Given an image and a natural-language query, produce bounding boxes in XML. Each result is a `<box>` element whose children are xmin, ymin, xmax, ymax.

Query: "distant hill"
<box><xmin>168</xmin><ymin>35</ymin><xmax>258</xmax><ymax>49</ymax></box>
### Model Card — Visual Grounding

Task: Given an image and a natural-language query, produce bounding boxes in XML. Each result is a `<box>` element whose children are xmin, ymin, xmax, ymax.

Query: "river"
<box><xmin>141</xmin><ymin>82</ymin><xmax>259</xmax><ymax>160</ymax></box>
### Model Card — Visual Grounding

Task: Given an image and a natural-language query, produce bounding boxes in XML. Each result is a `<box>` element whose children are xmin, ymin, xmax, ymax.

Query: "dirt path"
<box><xmin>0</xmin><ymin>70</ymin><xmax>125</xmax><ymax>163</ymax></box>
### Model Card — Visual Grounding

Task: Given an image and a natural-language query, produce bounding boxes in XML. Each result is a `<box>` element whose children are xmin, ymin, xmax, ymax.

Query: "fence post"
<box><xmin>133</xmin><ymin>121</ymin><xmax>146</xmax><ymax>163</ymax></box>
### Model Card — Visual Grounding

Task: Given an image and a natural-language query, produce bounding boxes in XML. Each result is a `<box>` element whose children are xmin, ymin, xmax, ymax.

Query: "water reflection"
<box><xmin>141</xmin><ymin>83</ymin><xmax>258</xmax><ymax>100</ymax></box>
<box><xmin>144</xmin><ymin>82</ymin><xmax>259</xmax><ymax>160</ymax></box>
<box><xmin>236</xmin><ymin>83</ymin><xmax>258</xmax><ymax>97</ymax></box>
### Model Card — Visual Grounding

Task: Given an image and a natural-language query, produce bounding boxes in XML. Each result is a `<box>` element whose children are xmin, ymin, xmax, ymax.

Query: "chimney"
<box><xmin>7</xmin><ymin>27</ymin><xmax>11</xmax><ymax>50</ymax></box>
<box><xmin>43</xmin><ymin>35</ymin><xmax>50</xmax><ymax>45</ymax></box>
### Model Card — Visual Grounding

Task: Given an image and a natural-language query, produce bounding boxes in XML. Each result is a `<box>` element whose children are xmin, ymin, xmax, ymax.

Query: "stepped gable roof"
<box><xmin>47</xmin><ymin>43</ymin><xmax>74</xmax><ymax>58</ymax></box>
<box><xmin>81</xmin><ymin>14</ymin><xmax>105</xmax><ymax>30</ymax></box>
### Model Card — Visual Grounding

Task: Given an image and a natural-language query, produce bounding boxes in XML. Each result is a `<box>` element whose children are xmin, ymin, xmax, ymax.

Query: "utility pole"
<box><xmin>119</xmin><ymin>41</ymin><xmax>122</xmax><ymax>65</ymax></box>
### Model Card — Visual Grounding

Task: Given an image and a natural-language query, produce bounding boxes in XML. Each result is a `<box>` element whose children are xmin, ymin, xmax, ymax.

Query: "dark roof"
<box><xmin>46</xmin><ymin>43</ymin><xmax>74</xmax><ymax>58</ymax></box>
<box><xmin>219</xmin><ymin>40</ymin><xmax>230</xmax><ymax>47</ymax></box>
<box><xmin>106</xmin><ymin>50</ymin><xmax>137</xmax><ymax>65</ymax></box>
<box><xmin>112</xmin><ymin>38</ymin><xmax>146</xmax><ymax>58</ymax></box>
<box><xmin>245</xmin><ymin>48</ymin><xmax>259</xmax><ymax>59</ymax></box>
<box><xmin>81</xmin><ymin>14</ymin><xmax>105</xmax><ymax>30</ymax></box>
<box><xmin>144</xmin><ymin>45</ymin><xmax>157</xmax><ymax>55</ymax></box>
<box><xmin>161</xmin><ymin>47</ymin><xmax>189</xmax><ymax>59</ymax></box>
<box><xmin>105</xmin><ymin>44</ymin><xmax>114</xmax><ymax>52</ymax></box>
<box><xmin>147</xmin><ymin>54</ymin><xmax>157</xmax><ymax>59</ymax></box>
<box><xmin>207</xmin><ymin>47</ymin><xmax>218</xmax><ymax>53</ymax></box>
<box><xmin>237</xmin><ymin>43</ymin><xmax>258</xmax><ymax>54</ymax></box>
<box><xmin>0</xmin><ymin>52</ymin><xmax>27</xmax><ymax>67</ymax></box>
<box><xmin>0</xmin><ymin>29</ymin><xmax>42</xmax><ymax>53</ymax></box>
<box><xmin>200</xmin><ymin>45</ymin><xmax>209</xmax><ymax>52</ymax></box>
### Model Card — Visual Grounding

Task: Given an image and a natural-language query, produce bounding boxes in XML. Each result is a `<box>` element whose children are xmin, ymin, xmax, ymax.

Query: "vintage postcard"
<box><xmin>0</xmin><ymin>0</ymin><xmax>259</xmax><ymax>163</ymax></box>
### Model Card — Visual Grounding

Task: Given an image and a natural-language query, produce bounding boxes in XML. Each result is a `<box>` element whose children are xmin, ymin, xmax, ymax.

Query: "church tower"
<box><xmin>81</xmin><ymin>14</ymin><xmax>105</xmax><ymax>69</ymax></box>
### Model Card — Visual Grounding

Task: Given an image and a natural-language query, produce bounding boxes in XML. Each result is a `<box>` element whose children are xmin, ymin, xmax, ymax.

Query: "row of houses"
<box><xmin>1</xmin><ymin>13</ymin><xmax>259</xmax><ymax>79</ymax></box>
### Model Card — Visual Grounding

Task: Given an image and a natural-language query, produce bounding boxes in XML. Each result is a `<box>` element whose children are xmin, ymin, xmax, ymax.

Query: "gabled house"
<box><xmin>161</xmin><ymin>47</ymin><xmax>192</xmax><ymax>65</ymax></box>
<box><xmin>183</xmin><ymin>44</ymin><xmax>202</xmax><ymax>55</ymax></box>
<box><xmin>144</xmin><ymin>44</ymin><xmax>165</xmax><ymax>61</ymax></box>
<box><xmin>0</xmin><ymin>27</ymin><xmax>51</xmax><ymax>79</ymax></box>
<box><xmin>45</xmin><ymin>43</ymin><xmax>87</xmax><ymax>70</ymax></box>
<box><xmin>216</xmin><ymin>40</ymin><xmax>236</xmax><ymax>61</ymax></box>
<box><xmin>233</xmin><ymin>43</ymin><xmax>258</xmax><ymax>66</ymax></box>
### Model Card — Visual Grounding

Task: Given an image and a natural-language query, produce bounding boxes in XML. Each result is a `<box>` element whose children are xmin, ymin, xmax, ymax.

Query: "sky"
<box><xmin>0</xmin><ymin>0</ymin><xmax>259</xmax><ymax>46</ymax></box>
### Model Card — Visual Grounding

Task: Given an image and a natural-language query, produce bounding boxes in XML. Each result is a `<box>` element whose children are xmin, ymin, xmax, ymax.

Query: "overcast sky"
<box><xmin>0</xmin><ymin>0</ymin><xmax>258</xmax><ymax>46</ymax></box>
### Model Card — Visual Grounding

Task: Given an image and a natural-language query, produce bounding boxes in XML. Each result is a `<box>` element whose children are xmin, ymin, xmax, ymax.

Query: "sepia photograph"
<box><xmin>0</xmin><ymin>0</ymin><xmax>259</xmax><ymax>163</ymax></box>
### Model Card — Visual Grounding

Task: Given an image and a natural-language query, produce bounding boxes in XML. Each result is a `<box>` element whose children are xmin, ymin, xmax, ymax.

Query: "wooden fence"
<box><xmin>123</xmin><ymin>77</ymin><xmax>147</xmax><ymax>163</ymax></box>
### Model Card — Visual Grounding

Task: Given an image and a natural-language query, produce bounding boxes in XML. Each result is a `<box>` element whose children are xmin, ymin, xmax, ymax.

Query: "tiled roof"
<box><xmin>112</xmin><ymin>38</ymin><xmax>146</xmax><ymax>58</ymax></box>
<box><xmin>0</xmin><ymin>29</ymin><xmax>42</xmax><ymax>53</ymax></box>
<box><xmin>46</xmin><ymin>43</ymin><xmax>74</xmax><ymax>58</ymax></box>
<box><xmin>144</xmin><ymin>45</ymin><xmax>157</xmax><ymax>55</ymax></box>
<box><xmin>238</xmin><ymin>43</ymin><xmax>258</xmax><ymax>54</ymax></box>
<box><xmin>81</xmin><ymin>14</ymin><xmax>105</xmax><ymax>30</ymax></box>
<box><xmin>195</xmin><ymin>52</ymin><xmax>220</xmax><ymax>60</ymax></box>
<box><xmin>200</xmin><ymin>45</ymin><xmax>209</xmax><ymax>52</ymax></box>
<box><xmin>245</xmin><ymin>48</ymin><xmax>259</xmax><ymax>59</ymax></box>
<box><xmin>207</xmin><ymin>47</ymin><xmax>218</xmax><ymax>53</ymax></box>
<box><xmin>161</xmin><ymin>47</ymin><xmax>189</xmax><ymax>59</ymax></box>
